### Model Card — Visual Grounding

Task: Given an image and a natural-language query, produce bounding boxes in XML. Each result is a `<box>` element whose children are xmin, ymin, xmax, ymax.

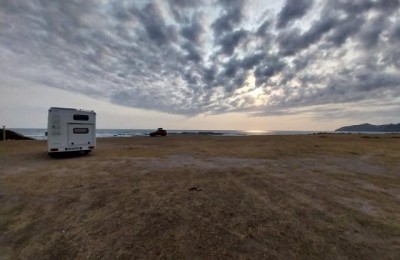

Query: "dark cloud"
<box><xmin>168</xmin><ymin>0</ymin><xmax>201</xmax><ymax>8</ymax></box>
<box><xmin>181</xmin><ymin>18</ymin><xmax>204</xmax><ymax>44</ymax></box>
<box><xmin>182</xmin><ymin>41</ymin><xmax>202</xmax><ymax>63</ymax></box>
<box><xmin>277</xmin><ymin>12</ymin><xmax>337</xmax><ymax>55</ymax></box>
<box><xmin>327</xmin><ymin>16</ymin><xmax>365</xmax><ymax>46</ymax></box>
<box><xmin>374</xmin><ymin>0</ymin><xmax>400</xmax><ymax>12</ymax></box>
<box><xmin>167</xmin><ymin>0</ymin><xmax>203</xmax><ymax>22</ymax></box>
<box><xmin>211</xmin><ymin>0</ymin><xmax>244</xmax><ymax>35</ymax></box>
<box><xmin>0</xmin><ymin>0</ymin><xmax>399</xmax><ymax>120</ymax></box>
<box><xmin>276</xmin><ymin>0</ymin><xmax>313</xmax><ymax>29</ymax></box>
<box><xmin>223</xmin><ymin>58</ymin><xmax>239</xmax><ymax>78</ymax></box>
<box><xmin>390</xmin><ymin>24</ymin><xmax>400</xmax><ymax>43</ymax></box>
<box><xmin>202</xmin><ymin>66</ymin><xmax>217</xmax><ymax>85</ymax></box>
<box><xmin>254</xmin><ymin>56</ymin><xmax>286</xmax><ymax>87</ymax></box>
<box><xmin>256</xmin><ymin>19</ymin><xmax>272</xmax><ymax>36</ymax></box>
<box><xmin>358</xmin><ymin>14</ymin><xmax>388</xmax><ymax>49</ymax></box>
<box><xmin>240</xmin><ymin>53</ymin><xmax>266</xmax><ymax>70</ymax></box>
<box><xmin>136</xmin><ymin>3</ymin><xmax>178</xmax><ymax>46</ymax></box>
<box><xmin>333</xmin><ymin>0</ymin><xmax>374</xmax><ymax>15</ymax></box>
<box><xmin>217</xmin><ymin>29</ymin><xmax>248</xmax><ymax>55</ymax></box>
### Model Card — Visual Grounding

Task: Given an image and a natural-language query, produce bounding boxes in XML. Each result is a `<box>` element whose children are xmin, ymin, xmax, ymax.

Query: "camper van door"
<box><xmin>67</xmin><ymin>124</ymin><xmax>94</xmax><ymax>148</ymax></box>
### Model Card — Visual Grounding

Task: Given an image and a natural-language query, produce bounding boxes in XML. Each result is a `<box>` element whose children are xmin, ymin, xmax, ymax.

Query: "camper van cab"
<box><xmin>47</xmin><ymin>107</ymin><xmax>96</xmax><ymax>155</ymax></box>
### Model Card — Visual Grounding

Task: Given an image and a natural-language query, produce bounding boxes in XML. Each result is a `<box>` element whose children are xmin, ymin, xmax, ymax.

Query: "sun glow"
<box><xmin>238</xmin><ymin>73</ymin><xmax>267</xmax><ymax>106</ymax></box>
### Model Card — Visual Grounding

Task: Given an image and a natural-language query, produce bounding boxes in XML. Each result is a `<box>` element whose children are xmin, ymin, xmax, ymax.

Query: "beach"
<box><xmin>1</xmin><ymin>134</ymin><xmax>400</xmax><ymax>258</ymax></box>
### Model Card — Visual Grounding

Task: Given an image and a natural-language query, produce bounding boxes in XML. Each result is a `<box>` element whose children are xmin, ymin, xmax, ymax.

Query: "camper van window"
<box><xmin>73</xmin><ymin>114</ymin><xmax>89</xmax><ymax>121</ymax></box>
<box><xmin>73</xmin><ymin>128</ymin><xmax>89</xmax><ymax>134</ymax></box>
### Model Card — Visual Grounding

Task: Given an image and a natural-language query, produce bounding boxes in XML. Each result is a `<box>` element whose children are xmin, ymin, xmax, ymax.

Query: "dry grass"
<box><xmin>1</xmin><ymin>135</ymin><xmax>400</xmax><ymax>259</ymax></box>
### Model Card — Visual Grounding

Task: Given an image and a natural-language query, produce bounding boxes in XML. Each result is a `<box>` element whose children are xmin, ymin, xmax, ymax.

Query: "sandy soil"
<box><xmin>1</xmin><ymin>134</ymin><xmax>400</xmax><ymax>259</ymax></box>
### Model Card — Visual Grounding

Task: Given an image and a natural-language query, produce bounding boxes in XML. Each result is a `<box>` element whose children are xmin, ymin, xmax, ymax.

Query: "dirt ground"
<box><xmin>1</xmin><ymin>134</ymin><xmax>400</xmax><ymax>259</ymax></box>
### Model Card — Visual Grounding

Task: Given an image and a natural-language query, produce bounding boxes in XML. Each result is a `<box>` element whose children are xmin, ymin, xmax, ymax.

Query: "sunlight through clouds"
<box><xmin>1</xmin><ymin>0</ymin><xmax>399</xmax><ymax>126</ymax></box>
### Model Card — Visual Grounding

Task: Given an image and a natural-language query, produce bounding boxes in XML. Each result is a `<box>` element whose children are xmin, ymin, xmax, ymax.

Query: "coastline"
<box><xmin>8</xmin><ymin>128</ymin><xmax>400</xmax><ymax>141</ymax></box>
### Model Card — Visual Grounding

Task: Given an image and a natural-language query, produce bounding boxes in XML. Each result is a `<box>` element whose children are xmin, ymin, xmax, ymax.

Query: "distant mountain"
<box><xmin>335</xmin><ymin>123</ymin><xmax>400</xmax><ymax>132</ymax></box>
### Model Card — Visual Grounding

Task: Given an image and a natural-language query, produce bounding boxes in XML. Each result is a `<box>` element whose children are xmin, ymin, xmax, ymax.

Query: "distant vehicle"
<box><xmin>47</xmin><ymin>107</ymin><xmax>96</xmax><ymax>155</ymax></box>
<box><xmin>150</xmin><ymin>128</ymin><xmax>167</xmax><ymax>137</ymax></box>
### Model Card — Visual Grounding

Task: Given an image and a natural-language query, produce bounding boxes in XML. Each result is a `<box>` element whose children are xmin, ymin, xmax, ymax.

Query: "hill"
<box><xmin>0</xmin><ymin>129</ymin><xmax>34</xmax><ymax>140</ymax></box>
<box><xmin>335</xmin><ymin>123</ymin><xmax>400</xmax><ymax>132</ymax></box>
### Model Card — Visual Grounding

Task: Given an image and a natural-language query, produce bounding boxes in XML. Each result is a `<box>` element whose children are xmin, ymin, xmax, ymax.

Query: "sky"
<box><xmin>1</xmin><ymin>0</ymin><xmax>400</xmax><ymax>131</ymax></box>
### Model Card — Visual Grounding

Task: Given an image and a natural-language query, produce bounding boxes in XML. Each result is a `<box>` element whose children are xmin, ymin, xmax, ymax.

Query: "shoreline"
<box><xmin>5</xmin><ymin>128</ymin><xmax>400</xmax><ymax>141</ymax></box>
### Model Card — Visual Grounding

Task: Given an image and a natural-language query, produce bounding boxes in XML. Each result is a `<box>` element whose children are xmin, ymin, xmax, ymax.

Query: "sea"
<box><xmin>9</xmin><ymin>128</ymin><xmax>339</xmax><ymax>140</ymax></box>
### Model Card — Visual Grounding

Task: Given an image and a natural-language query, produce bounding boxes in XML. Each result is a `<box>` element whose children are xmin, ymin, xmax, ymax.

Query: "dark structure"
<box><xmin>149</xmin><ymin>128</ymin><xmax>167</xmax><ymax>137</ymax></box>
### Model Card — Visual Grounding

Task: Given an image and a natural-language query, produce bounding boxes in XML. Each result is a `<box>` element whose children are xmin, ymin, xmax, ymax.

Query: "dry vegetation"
<box><xmin>1</xmin><ymin>134</ymin><xmax>400</xmax><ymax>259</ymax></box>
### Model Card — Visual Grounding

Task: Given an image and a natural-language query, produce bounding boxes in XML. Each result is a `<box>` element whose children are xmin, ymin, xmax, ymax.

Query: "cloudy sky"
<box><xmin>1</xmin><ymin>0</ymin><xmax>399</xmax><ymax>130</ymax></box>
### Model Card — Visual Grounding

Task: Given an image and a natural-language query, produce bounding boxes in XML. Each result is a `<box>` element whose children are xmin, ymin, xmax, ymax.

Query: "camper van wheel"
<box><xmin>83</xmin><ymin>150</ymin><xmax>91</xmax><ymax>155</ymax></box>
<box><xmin>48</xmin><ymin>152</ymin><xmax>61</xmax><ymax>158</ymax></box>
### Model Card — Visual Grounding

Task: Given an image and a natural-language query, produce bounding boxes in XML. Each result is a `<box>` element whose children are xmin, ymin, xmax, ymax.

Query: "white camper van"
<box><xmin>47</xmin><ymin>107</ymin><xmax>96</xmax><ymax>155</ymax></box>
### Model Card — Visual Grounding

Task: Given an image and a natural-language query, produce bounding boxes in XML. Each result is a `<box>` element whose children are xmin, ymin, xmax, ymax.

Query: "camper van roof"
<box><xmin>49</xmin><ymin>107</ymin><xmax>94</xmax><ymax>112</ymax></box>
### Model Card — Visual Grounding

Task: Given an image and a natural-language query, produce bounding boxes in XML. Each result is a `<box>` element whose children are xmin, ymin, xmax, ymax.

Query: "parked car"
<box><xmin>150</xmin><ymin>128</ymin><xmax>167</xmax><ymax>137</ymax></box>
